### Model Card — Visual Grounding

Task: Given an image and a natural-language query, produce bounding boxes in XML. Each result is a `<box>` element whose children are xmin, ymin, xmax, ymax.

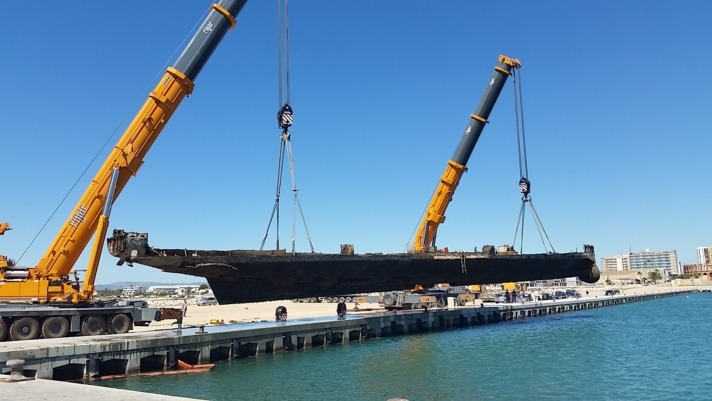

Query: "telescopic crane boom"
<box><xmin>0</xmin><ymin>0</ymin><xmax>248</xmax><ymax>304</ymax></box>
<box><xmin>412</xmin><ymin>55</ymin><xmax>520</xmax><ymax>253</ymax></box>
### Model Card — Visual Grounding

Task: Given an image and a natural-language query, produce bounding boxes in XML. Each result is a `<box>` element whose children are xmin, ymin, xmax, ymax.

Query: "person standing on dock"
<box><xmin>182</xmin><ymin>299</ymin><xmax>188</xmax><ymax>318</ymax></box>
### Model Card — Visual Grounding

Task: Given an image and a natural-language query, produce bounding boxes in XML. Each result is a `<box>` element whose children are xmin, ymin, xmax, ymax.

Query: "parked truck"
<box><xmin>0</xmin><ymin>0</ymin><xmax>249</xmax><ymax>341</ymax></box>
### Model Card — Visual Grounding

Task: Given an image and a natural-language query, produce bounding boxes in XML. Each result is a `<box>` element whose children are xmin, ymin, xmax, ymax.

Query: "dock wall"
<box><xmin>0</xmin><ymin>290</ymin><xmax>690</xmax><ymax>381</ymax></box>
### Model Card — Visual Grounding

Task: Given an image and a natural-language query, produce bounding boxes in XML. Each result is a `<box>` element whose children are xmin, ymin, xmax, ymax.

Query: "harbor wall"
<box><xmin>0</xmin><ymin>290</ymin><xmax>691</xmax><ymax>381</ymax></box>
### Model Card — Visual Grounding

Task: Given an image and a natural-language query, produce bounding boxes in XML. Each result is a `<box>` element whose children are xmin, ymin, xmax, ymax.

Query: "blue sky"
<box><xmin>2</xmin><ymin>1</ymin><xmax>710</xmax><ymax>285</ymax></box>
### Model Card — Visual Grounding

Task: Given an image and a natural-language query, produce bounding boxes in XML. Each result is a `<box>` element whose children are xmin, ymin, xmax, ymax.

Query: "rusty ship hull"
<box><xmin>107</xmin><ymin>231</ymin><xmax>600</xmax><ymax>304</ymax></box>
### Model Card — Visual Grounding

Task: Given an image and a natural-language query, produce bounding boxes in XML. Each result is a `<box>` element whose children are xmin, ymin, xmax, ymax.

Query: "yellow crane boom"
<box><xmin>0</xmin><ymin>1</ymin><xmax>248</xmax><ymax>304</ymax></box>
<box><xmin>412</xmin><ymin>55</ymin><xmax>520</xmax><ymax>253</ymax></box>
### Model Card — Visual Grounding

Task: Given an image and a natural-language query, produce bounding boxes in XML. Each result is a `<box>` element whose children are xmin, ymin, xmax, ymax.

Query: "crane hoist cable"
<box><xmin>510</xmin><ymin>67</ymin><xmax>555</xmax><ymax>254</ymax></box>
<box><xmin>260</xmin><ymin>0</ymin><xmax>314</xmax><ymax>253</ymax></box>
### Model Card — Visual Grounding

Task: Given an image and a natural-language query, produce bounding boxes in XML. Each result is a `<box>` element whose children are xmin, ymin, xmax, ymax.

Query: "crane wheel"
<box><xmin>81</xmin><ymin>315</ymin><xmax>107</xmax><ymax>336</ymax></box>
<box><xmin>42</xmin><ymin>316</ymin><xmax>70</xmax><ymax>339</ymax></box>
<box><xmin>0</xmin><ymin>318</ymin><xmax>7</xmax><ymax>342</ymax></box>
<box><xmin>382</xmin><ymin>293</ymin><xmax>396</xmax><ymax>307</ymax></box>
<box><xmin>9</xmin><ymin>317</ymin><xmax>40</xmax><ymax>341</ymax></box>
<box><xmin>108</xmin><ymin>314</ymin><xmax>132</xmax><ymax>334</ymax></box>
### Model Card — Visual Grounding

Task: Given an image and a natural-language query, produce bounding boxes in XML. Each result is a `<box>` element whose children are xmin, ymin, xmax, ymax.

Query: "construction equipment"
<box><xmin>0</xmin><ymin>0</ymin><xmax>248</xmax><ymax>341</ymax></box>
<box><xmin>353</xmin><ymin>284</ymin><xmax>476</xmax><ymax>311</ymax></box>
<box><xmin>412</xmin><ymin>55</ymin><xmax>520</xmax><ymax>253</ymax></box>
<box><xmin>365</xmin><ymin>56</ymin><xmax>521</xmax><ymax>310</ymax></box>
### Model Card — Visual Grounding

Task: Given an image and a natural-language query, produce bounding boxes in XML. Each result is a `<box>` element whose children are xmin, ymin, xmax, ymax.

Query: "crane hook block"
<box><xmin>519</xmin><ymin>177</ymin><xmax>530</xmax><ymax>195</ymax></box>
<box><xmin>278</xmin><ymin>103</ymin><xmax>293</xmax><ymax>130</ymax></box>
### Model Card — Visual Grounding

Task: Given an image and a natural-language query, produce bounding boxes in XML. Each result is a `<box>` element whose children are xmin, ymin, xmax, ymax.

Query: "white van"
<box><xmin>195</xmin><ymin>296</ymin><xmax>218</xmax><ymax>306</ymax></box>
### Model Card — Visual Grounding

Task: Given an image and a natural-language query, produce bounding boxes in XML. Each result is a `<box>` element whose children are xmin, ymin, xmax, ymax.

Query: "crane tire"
<box><xmin>382</xmin><ymin>293</ymin><xmax>396</xmax><ymax>307</ymax></box>
<box><xmin>0</xmin><ymin>318</ymin><xmax>7</xmax><ymax>342</ymax></box>
<box><xmin>108</xmin><ymin>314</ymin><xmax>132</xmax><ymax>334</ymax></box>
<box><xmin>81</xmin><ymin>315</ymin><xmax>107</xmax><ymax>336</ymax></box>
<box><xmin>10</xmin><ymin>317</ymin><xmax>40</xmax><ymax>341</ymax></box>
<box><xmin>42</xmin><ymin>316</ymin><xmax>70</xmax><ymax>339</ymax></box>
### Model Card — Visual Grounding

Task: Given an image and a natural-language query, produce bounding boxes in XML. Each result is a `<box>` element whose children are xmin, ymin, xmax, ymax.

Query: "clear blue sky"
<box><xmin>2</xmin><ymin>1</ymin><xmax>710</xmax><ymax>285</ymax></box>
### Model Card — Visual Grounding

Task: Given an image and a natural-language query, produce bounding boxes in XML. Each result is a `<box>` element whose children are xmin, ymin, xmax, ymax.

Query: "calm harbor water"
<box><xmin>95</xmin><ymin>292</ymin><xmax>712</xmax><ymax>400</ymax></box>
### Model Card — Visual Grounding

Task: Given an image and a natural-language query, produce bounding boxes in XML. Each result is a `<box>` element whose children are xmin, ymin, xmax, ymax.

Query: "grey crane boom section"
<box><xmin>174</xmin><ymin>0</ymin><xmax>248</xmax><ymax>82</ymax></box>
<box><xmin>450</xmin><ymin>57</ymin><xmax>519</xmax><ymax>166</ymax></box>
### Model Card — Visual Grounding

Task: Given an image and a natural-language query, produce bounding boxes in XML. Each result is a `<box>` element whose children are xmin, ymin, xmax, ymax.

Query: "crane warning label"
<box><xmin>69</xmin><ymin>204</ymin><xmax>87</xmax><ymax>227</ymax></box>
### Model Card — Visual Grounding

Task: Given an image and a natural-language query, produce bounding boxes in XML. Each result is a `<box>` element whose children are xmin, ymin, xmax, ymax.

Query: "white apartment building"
<box><xmin>601</xmin><ymin>255</ymin><xmax>630</xmax><ymax>272</ymax></box>
<box><xmin>121</xmin><ymin>285</ymin><xmax>142</xmax><ymax>298</ymax></box>
<box><xmin>602</xmin><ymin>249</ymin><xmax>679</xmax><ymax>276</ymax></box>
<box><xmin>146</xmin><ymin>284</ymin><xmax>202</xmax><ymax>296</ymax></box>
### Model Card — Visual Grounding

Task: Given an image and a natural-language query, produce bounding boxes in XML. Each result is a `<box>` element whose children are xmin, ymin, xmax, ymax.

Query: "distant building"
<box><xmin>683</xmin><ymin>263</ymin><xmax>712</xmax><ymax>276</ymax></box>
<box><xmin>121</xmin><ymin>285</ymin><xmax>142</xmax><ymax>298</ymax></box>
<box><xmin>146</xmin><ymin>284</ymin><xmax>202</xmax><ymax>296</ymax></box>
<box><xmin>602</xmin><ymin>249</ymin><xmax>679</xmax><ymax>277</ymax></box>
<box><xmin>601</xmin><ymin>255</ymin><xmax>630</xmax><ymax>272</ymax></box>
<box><xmin>696</xmin><ymin>246</ymin><xmax>712</xmax><ymax>266</ymax></box>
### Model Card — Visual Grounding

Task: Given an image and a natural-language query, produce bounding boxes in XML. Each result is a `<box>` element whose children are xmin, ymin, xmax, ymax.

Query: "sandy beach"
<box><xmin>135</xmin><ymin>299</ymin><xmax>384</xmax><ymax>331</ymax></box>
<box><xmin>133</xmin><ymin>284</ymin><xmax>705</xmax><ymax>332</ymax></box>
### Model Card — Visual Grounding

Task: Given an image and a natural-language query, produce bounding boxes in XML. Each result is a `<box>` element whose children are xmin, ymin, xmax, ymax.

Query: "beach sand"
<box><xmin>134</xmin><ymin>299</ymin><xmax>383</xmax><ymax>332</ymax></box>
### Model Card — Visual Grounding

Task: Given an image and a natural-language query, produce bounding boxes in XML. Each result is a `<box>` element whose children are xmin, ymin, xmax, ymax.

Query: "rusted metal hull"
<box><xmin>107</xmin><ymin>230</ymin><xmax>600</xmax><ymax>304</ymax></box>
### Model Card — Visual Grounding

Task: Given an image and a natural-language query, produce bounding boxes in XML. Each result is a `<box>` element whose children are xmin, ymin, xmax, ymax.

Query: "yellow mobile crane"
<box><xmin>408</xmin><ymin>56</ymin><xmax>521</xmax><ymax>306</ymax></box>
<box><xmin>412</xmin><ymin>55</ymin><xmax>520</xmax><ymax>253</ymax></box>
<box><xmin>0</xmin><ymin>0</ymin><xmax>248</xmax><ymax>342</ymax></box>
<box><xmin>357</xmin><ymin>56</ymin><xmax>521</xmax><ymax>311</ymax></box>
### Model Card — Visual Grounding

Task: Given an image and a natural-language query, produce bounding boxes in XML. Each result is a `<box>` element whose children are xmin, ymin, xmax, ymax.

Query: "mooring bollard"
<box><xmin>6</xmin><ymin>359</ymin><xmax>28</xmax><ymax>382</ymax></box>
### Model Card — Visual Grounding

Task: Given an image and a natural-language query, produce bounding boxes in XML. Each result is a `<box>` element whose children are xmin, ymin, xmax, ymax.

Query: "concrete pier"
<box><xmin>0</xmin><ymin>372</ymin><xmax>205</xmax><ymax>400</ymax></box>
<box><xmin>0</xmin><ymin>290</ymin><xmax>691</xmax><ymax>381</ymax></box>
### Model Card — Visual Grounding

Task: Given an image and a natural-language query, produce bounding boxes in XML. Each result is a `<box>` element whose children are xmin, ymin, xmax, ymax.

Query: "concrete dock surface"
<box><xmin>0</xmin><ymin>374</ymin><xmax>206</xmax><ymax>401</ymax></box>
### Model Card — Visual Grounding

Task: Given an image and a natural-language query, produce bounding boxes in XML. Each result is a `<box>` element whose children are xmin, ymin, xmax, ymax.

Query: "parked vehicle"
<box><xmin>195</xmin><ymin>296</ymin><xmax>219</xmax><ymax>306</ymax></box>
<box><xmin>554</xmin><ymin>290</ymin><xmax>567</xmax><ymax>299</ymax></box>
<box><xmin>539</xmin><ymin>292</ymin><xmax>553</xmax><ymax>301</ymax></box>
<box><xmin>493</xmin><ymin>293</ymin><xmax>508</xmax><ymax>303</ymax></box>
<box><xmin>565</xmin><ymin>289</ymin><xmax>581</xmax><ymax>298</ymax></box>
<box><xmin>605</xmin><ymin>289</ymin><xmax>620</xmax><ymax>296</ymax></box>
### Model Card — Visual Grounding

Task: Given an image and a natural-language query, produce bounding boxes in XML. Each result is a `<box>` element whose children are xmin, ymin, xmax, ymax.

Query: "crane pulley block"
<box><xmin>519</xmin><ymin>177</ymin><xmax>530</xmax><ymax>195</ymax></box>
<box><xmin>278</xmin><ymin>103</ymin><xmax>293</xmax><ymax>130</ymax></box>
